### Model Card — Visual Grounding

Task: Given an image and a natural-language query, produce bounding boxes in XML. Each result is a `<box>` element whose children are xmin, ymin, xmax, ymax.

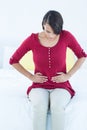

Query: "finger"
<box><xmin>36</xmin><ymin>73</ymin><xmax>48</xmax><ymax>79</ymax></box>
<box><xmin>39</xmin><ymin>78</ymin><xmax>48</xmax><ymax>83</ymax></box>
<box><xmin>51</xmin><ymin>77</ymin><xmax>57</xmax><ymax>82</ymax></box>
<box><xmin>36</xmin><ymin>74</ymin><xmax>47</xmax><ymax>79</ymax></box>
<box><xmin>57</xmin><ymin>72</ymin><xmax>64</xmax><ymax>75</ymax></box>
<box><xmin>36</xmin><ymin>72</ymin><xmax>43</xmax><ymax>75</ymax></box>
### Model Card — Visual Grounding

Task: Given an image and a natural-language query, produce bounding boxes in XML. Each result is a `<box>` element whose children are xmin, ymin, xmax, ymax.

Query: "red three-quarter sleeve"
<box><xmin>66</xmin><ymin>31</ymin><xmax>87</xmax><ymax>58</ymax></box>
<box><xmin>9</xmin><ymin>34</ymin><xmax>34</xmax><ymax>64</ymax></box>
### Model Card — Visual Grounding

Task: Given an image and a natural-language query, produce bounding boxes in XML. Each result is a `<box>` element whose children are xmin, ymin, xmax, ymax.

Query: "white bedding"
<box><xmin>0</xmin><ymin>68</ymin><xmax>87</xmax><ymax>130</ymax></box>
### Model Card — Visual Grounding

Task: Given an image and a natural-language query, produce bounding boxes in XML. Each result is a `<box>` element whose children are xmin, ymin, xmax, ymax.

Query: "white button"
<box><xmin>48</xmin><ymin>48</ymin><xmax>51</xmax><ymax>68</ymax></box>
<box><xmin>49</xmin><ymin>66</ymin><xmax>51</xmax><ymax>68</ymax></box>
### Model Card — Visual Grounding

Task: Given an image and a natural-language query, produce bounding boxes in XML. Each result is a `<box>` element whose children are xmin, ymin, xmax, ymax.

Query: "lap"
<box><xmin>50</xmin><ymin>88</ymin><xmax>71</xmax><ymax>108</ymax></box>
<box><xmin>28</xmin><ymin>88</ymin><xmax>49</xmax><ymax>105</ymax></box>
<box><xmin>28</xmin><ymin>88</ymin><xmax>71</xmax><ymax>108</ymax></box>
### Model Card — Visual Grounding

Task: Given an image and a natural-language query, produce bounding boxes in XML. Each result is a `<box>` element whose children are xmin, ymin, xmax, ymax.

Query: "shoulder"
<box><xmin>61</xmin><ymin>30</ymin><xmax>76</xmax><ymax>42</ymax></box>
<box><xmin>22</xmin><ymin>33</ymin><xmax>38</xmax><ymax>45</ymax></box>
<box><xmin>20</xmin><ymin>33</ymin><xmax>38</xmax><ymax>49</ymax></box>
<box><xmin>27</xmin><ymin>33</ymin><xmax>38</xmax><ymax>40</ymax></box>
<box><xmin>61</xmin><ymin>30</ymin><xmax>73</xmax><ymax>37</ymax></box>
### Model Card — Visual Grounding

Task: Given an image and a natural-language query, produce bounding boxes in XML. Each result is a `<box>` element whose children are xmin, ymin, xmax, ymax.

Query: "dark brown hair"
<box><xmin>42</xmin><ymin>10</ymin><xmax>63</xmax><ymax>34</ymax></box>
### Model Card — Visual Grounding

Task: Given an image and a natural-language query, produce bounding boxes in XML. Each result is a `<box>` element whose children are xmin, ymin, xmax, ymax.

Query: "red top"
<box><xmin>9</xmin><ymin>30</ymin><xmax>87</xmax><ymax>97</ymax></box>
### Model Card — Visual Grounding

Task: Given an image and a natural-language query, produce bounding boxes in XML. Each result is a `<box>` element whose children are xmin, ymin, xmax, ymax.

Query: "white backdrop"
<box><xmin>0</xmin><ymin>0</ymin><xmax>87</xmax><ymax>67</ymax></box>
<box><xmin>0</xmin><ymin>1</ymin><xmax>87</xmax><ymax>130</ymax></box>
<box><xmin>0</xmin><ymin>0</ymin><xmax>87</xmax><ymax>45</ymax></box>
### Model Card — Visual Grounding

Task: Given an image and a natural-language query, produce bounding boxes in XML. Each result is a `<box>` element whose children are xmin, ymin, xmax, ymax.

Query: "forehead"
<box><xmin>44</xmin><ymin>24</ymin><xmax>53</xmax><ymax>31</ymax></box>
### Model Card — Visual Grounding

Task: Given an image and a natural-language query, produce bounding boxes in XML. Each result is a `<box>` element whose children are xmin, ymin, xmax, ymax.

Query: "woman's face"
<box><xmin>43</xmin><ymin>23</ymin><xmax>58</xmax><ymax>40</ymax></box>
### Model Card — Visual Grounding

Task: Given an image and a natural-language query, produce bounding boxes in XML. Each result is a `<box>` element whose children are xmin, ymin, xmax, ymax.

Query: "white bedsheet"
<box><xmin>0</xmin><ymin>68</ymin><xmax>87</xmax><ymax>130</ymax></box>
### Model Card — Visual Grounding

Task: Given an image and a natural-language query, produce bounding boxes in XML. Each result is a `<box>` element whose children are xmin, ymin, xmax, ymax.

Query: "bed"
<box><xmin>0</xmin><ymin>45</ymin><xmax>87</xmax><ymax>130</ymax></box>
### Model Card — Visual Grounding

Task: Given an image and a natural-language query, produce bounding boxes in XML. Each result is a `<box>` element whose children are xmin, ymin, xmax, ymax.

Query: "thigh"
<box><xmin>50</xmin><ymin>88</ymin><xmax>71</xmax><ymax>109</ymax></box>
<box><xmin>29</xmin><ymin>88</ymin><xmax>49</xmax><ymax>106</ymax></box>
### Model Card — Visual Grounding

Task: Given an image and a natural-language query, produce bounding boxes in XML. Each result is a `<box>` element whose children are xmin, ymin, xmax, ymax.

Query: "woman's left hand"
<box><xmin>51</xmin><ymin>72</ymin><xmax>70</xmax><ymax>83</ymax></box>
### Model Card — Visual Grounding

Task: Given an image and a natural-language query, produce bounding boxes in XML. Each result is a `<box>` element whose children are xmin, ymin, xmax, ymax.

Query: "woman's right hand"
<box><xmin>30</xmin><ymin>72</ymin><xmax>48</xmax><ymax>83</ymax></box>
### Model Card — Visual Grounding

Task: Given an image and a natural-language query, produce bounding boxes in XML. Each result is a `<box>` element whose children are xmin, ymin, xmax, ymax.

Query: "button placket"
<box><xmin>48</xmin><ymin>48</ymin><xmax>51</xmax><ymax>68</ymax></box>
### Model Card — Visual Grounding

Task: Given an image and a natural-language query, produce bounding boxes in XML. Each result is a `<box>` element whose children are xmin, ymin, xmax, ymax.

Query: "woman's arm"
<box><xmin>51</xmin><ymin>57</ymin><xmax>86</xmax><ymax>83</ymax></box>
<box><xmin>67</xmin><ymin>57</ymin><xmax>86</xmax><ymax>77</ymax></box>
<box><xmin>12</xmin><ymin>63</ymin><xmax>48</xmax><ymax>83</ymax></box>
<box><xmin>12</xmin><ymin>63</ymin><xmax>33</xmax><ymax>80</ymax></box>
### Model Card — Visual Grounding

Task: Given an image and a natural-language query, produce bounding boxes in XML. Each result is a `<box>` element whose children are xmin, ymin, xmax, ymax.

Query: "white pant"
<box><xmin>28</xmin><ymin>88</ymin><xmax>71</xmax><ymax>130</ymax></box>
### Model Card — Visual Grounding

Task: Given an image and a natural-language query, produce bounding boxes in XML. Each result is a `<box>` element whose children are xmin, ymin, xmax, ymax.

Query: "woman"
<box><xmin>9</xmin><ymin>10</ymin><xmax>87</xmax><ymax>130</ymax></box>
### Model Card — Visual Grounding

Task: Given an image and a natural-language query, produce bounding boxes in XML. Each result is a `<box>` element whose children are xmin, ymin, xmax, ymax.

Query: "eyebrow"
<box><xmin>45</xmin><ymin>30</ymin><xmax>52</xmax><ymax>33</ymax></box>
